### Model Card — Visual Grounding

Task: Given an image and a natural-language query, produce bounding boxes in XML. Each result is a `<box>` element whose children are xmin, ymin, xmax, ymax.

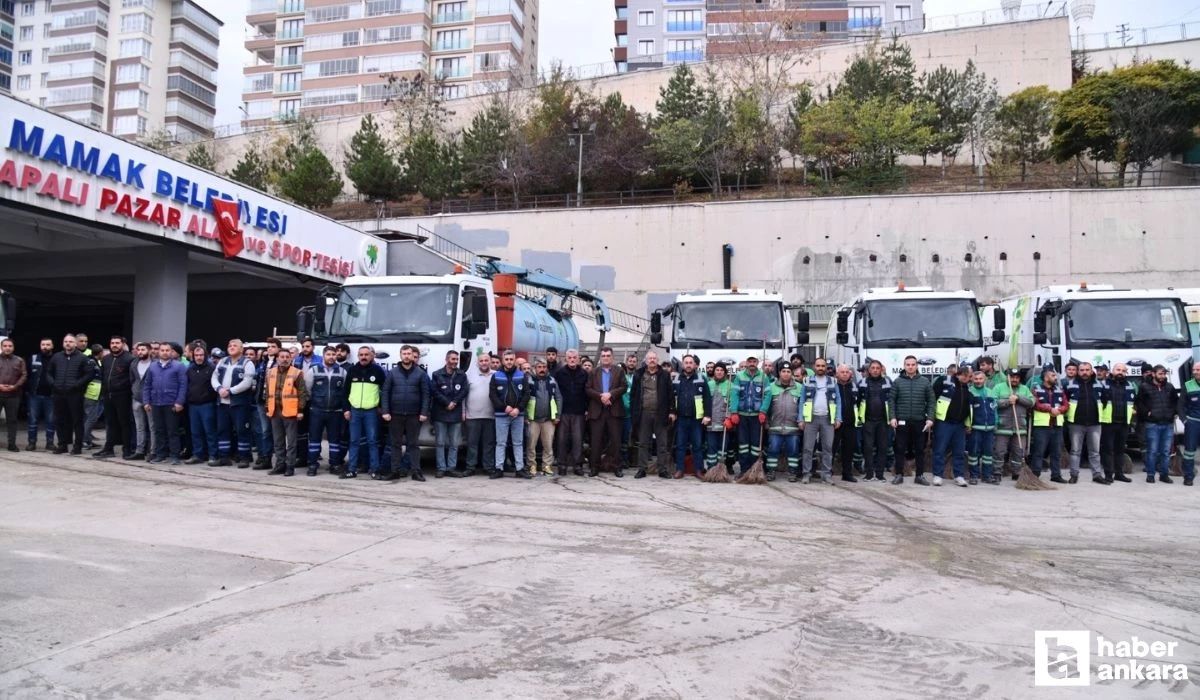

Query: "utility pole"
<box><xmin>1117</xmin><ymin>23</ymin><xmax>1131</xmax><ymax>46</ymax></box>
<box><xmin>567</xmin><ymin>121</ymin><xmax>596</xmax><ymax>208</ymax></box>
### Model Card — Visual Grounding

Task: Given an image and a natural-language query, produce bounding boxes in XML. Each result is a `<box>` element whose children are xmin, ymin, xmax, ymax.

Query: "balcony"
<box><xmin>847</xmin><ymin>16</ymin><xmax>883</xmax><ymax>30</ymax></box>
<box><xmin>666</xmin><ymin>20</ymin><xmax>703</xmax><ymax>33</ymax></box>
<box><xmin>49</xmin><ymin>40</ymin><xmax>104</xmax><ymax>58</ymax></box>
<box><xmin>614</xmin><ymin>19</ymin><xmax>627</xmax><ymax>34</ymax></box>
<box><xmin>278</xmin><ymin>27</ymin><xmax>303</xmax><ymax>41</ymax></box>
<box><xmin>243</xmin><ymin>74</ymin><xmax>274</xmax><ymax>94</ymax></box>
<box><xmin>433</xmin><ymin>38</ymin><xmax>471</xmax><ymax>52</ymax></box>
<box><xmin>277</xmin><ymin>54</ymin><xmax>302</xmax><ymax>67</ymax></box>
<box><xmin>434</xmin><ymin>65</ymin><xmax>471</xmax><ymax>79</ymax></box>
<box><xmin>433</xmin><ymin>11</ymin><xmax>472</xmax><ymax>25</ymax></box>
<box><xmin>278</xmin><ymin>0</ymin><xmax>304</xmax><ymax>15</ymax></box>
<box><xmin>245</xmin><ymin>29</ymin><xmax>276</xmax><ymax>52</ymax></box>
<box><xmin>666</xmin><ymin>49</ymin><xmax>704</xmax><ymax>62</ymax></box>
<box><xmin>247</xmin><ymin>0</ymin><xmax>276</xmax><ymax>24</ymax></box>
<box><xmin>275</xmin><ymin>80</ymin><xmax>301</xmax><ymax>95</ymax></box>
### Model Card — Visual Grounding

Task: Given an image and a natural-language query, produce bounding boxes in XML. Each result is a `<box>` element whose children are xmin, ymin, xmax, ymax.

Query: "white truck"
<box><xmin>649</xmin><ymin>288</ymin><xmax>809</xmax><ymax>368</ymax></box>
<box><xmin>999</xmin><ymin>284</ymin><xmax>1194</xmax><ymax>384</ymax></box>
<box><xmin>826</xmin><ymin>285</ymin><xmax>1006</xmax><ymax>379</ymax></box>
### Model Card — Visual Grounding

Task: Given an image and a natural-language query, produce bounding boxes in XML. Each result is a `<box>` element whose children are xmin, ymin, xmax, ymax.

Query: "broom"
<box><xmin>1015</xmin><ymin>402</ymin><xmax>1054</xmax><ymax>490</ymax></box>
<box><xmin>737</xmin><ymin>429</ymin><xmax>767</xmax><ymax>484</ymax></box>
<box><xmin>702</xmin><ymin>424</ymin><xmax>731</xmax><ymax>483</ymax></box>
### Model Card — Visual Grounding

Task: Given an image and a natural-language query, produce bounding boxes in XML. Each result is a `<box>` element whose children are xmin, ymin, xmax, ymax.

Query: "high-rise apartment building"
<box><xmin>1</xmin><ymin>1</ymin><xmax>14</xmax><ymax>93</ymax></box>
<box><xmin>2</xmin><ymin>0</ymin><xmax>221</xmax><ymax>142</ymax></box>
<box><xmin>614</xmin><ymin>0</ymin><xmax>922</xmax><ymax>73</ymax></box>
<box><xmin>242</xmin><ymin>0</ymin><xmax>539</xmax><ymax>125</ymax></box>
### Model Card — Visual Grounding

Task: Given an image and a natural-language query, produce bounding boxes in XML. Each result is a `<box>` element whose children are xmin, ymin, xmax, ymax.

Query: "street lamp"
<box><xmin>568</xmin><ymin>120</ymin><xmax>596</xmax><ymax>207</ymax></box>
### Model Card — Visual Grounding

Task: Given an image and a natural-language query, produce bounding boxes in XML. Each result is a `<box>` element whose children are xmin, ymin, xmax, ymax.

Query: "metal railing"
<box><xmin>1073</xmin><ymin>20</ymin><xmax>1200</xmax><ymax>51</ymax></box>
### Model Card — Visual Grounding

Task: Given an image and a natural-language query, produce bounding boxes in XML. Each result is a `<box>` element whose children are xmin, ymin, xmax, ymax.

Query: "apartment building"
<box><xmin>242</xmin><ymin>0</ymin><xmax>538</xmax><ymax>125</ymax></box>
<box><xmin>613</xmin><ymin>0</ymin><xmax>922</xmax><ymax>72</ymax></box>
<box><xmin>3</xmin><ymin>0</ymin><xmax>220</xmax><ymax>142</ymax></box>
<box><xmin>1</xmin><ymin>1</ymin><xmax>14</xmax><ymax>93</ymax></box>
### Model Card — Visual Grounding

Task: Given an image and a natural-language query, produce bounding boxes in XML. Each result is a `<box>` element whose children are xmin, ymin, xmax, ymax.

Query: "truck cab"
<box><xmin>650</xmin><ymin>289</ymin><xmax>808</xmax><ymax>369</ymax></box>
<box><xmin>827</xmin><ymin>286</ymin><xmax>1005</xmax><ymax>379</ymax></box>
<box><xmin>1001</xmin><ymin>284</ymin><xmax>1194</xmax><ymax>383</ymax></box>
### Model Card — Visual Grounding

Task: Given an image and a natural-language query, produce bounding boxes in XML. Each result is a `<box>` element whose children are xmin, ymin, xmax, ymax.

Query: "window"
<box><xmin>112</xmin><ymin>114</ymin><xmax>147</xmax><ymax>136</ymax></box>
<box><xmin>278</xmin><ymin>45</ymin><xmax>302</xmax><ymax>66</ymax></box>
<box><xmin>361</xmin><ymin>82</ymin><xmax>403</xmax><ymax>102</ymax></box>
<box><xmin>280</xmin><ymin>19</ymin><xmax>302</xmax><ymax>39</ymax></box>
<box><xmin>165</xmin><ymin>98</ymin><xmax>214</xmax><ymax>129</ymax></box>
<box><xmin>433</xmin><ymin>56</ymin><xmax>466</xmax><ymax>78</ymax></box>
<box><xmin>122</xmin><ymin>0</ymin><xmax>154</xmax><ymax>7</ymax></box>
<box><xmin>277</xmin><ymin>71</ymin><xmax>301</xmax><ymax>91</ymax></box>
<box><xmin>113</xmin><ymin>88</ymin><xmax>148</xmax><ymax>110</ymax></box>
<box><xmin>18</xmin><ymin>50</ymin><xmax>31</xmax><ymax>65</ymax></box>
<box><xmin>615</xmin><ymin>7</ymin><xmax>627</xmax><ymax>19</ymax></box>
<box><xmin>637</xmin><ymin>39</ymin><xmax>654</xmax><ymax>56</ymax></box>
<box><xmin>365</xmin><ymin>0</ymin><xmax>423</xmax><ymax>18</ymax></box>
<box><xmin>53</xmin><ymin>9</ymin><xmax>107</xmax><ymax>30</ymax></box>
<box><xmin>167</xmin><ymin>74</ymin><xmax>216</xmax><ymax>106</ymax></box>
<box><xmin>168</xmin><ymin>50</ymin><xmax>215</xmax><ymax>82</ymax></box>
<box><xmin>19</xmin><ymin>24</ymin><xmax>32</xmax><ymax>39</ymax></box>
<box><xmin>301</xmin><ymin>86</ymin><xmax>357</xmax><ymax>106</ymax></box>
<box><xmin>0</xmin><ymin>48</ymin><xmax>10</xmax><ymax>67</ymax></box>
<box><xmin>637</xmin><ymin>10</ymin><xmax>654</xmax><ymax>26</ymax></box>
<box><xmin>667</xmin><ymin>38</ymin><xmax>702</xmax><ymax>62</ymax></box>
<box><xmin>42</xmin><ymin>22</ymin><xmax>50</xmax><ymax>37</ymax></box>
<box><xmin>115</xmin><ymin>62</ymin><xmax>152</xmax><ymax>84</ymax></box>
<box><xmin>476</xmin><ymin>22</ymin><xmax>518</xmax><ymax>49</ymax></box>
<box><xmin>895</xmin><ymin>5</ymin><xmax>912</xmax><ymax>21</ymax></box>
<box><xmin>306</xmin><ymin>3</ymin><xmax>363</xmax><ymax>24</ymax></box>
<box><xmin>363</xmin><ymin>24</ymin><xmax>421</xmax><ymax>44</ymax></box>
<box><xmin>616</xmin><ymin>61</ymin><xmax>627</xmax><ymax>73</ymax></box>
<box><xmin>436</xmin><ymin>1</ymin><xmax>467</xmax><ymax>22</ymax></box>
<box><xmin>170</xmin><ymin>25</ymin><xmax>218</xmax><ymax>55</ymax></box>
<box><xmin>119</xmin><ymin>12</ymin><xmax>152</xmax><ymax>34</ymax></box>
<box><xmin>362</xmin><ymin>53</ymin><xmax>423</xmax><ymax>73</ymax></box>
<box><xmin>476</xmin><ymin>0</ymin><xmax>516</xmax><ymax>16</ymax></box>
<box><xmin>666</xmin><ymin>9</ymin><xmax>702</xmax><ymax>32</ymax></box>
<box><xmin>436</xmin><ymin>83</ymin><xmax>464</xmax><ymax>99</ymax></box>
<box><xmin>40</xmin><ymin>48</ymin><xmax>47</xmax><ymax>61</ymax></box>
<box><xmin>16</xmin><ymin>74</ymin><xmax>30</xmax><ymax>90</ymax></box>
<box><xmin>119</xmin><ymin>39</ymin><xmax>152</xmax><ymax>58</ymax></box>
<box><xmin>0</xmin><ymin>23</ymin><xmax>10</xmax><ymax>41</ymax></box>
<box><xmin>849</xmin><ymin>6</ymin><xmax>882</xmax><ymax>29</ymax></box>
<box><xmin>616</xmin><ymin>34</ymin><xmax>626</xmax><ymax>47</ymax></box>
<box><xmin>474</xmin><ymin>51</ymin><xmax>510</xmax><ymax>73</ymax></box>
<box><xmin>21</xmin><ymin>1</ymin><xmax>33</xmax><ymax>15</ymax></box>
<box><xmin>48</xmin><ymin>58</ymin><xmax>100</xmax><ymax>80</ymax></box>
<box><xmin>40</xmin><ymin>72</ymin><xmax>47</xmax><ymax>87</ymax></box>
<box><xmin>436</xmin><ymin>28</ymin><xmax>467</xmax><ymax>49</ymax></box>
<box><xmin>278</xmin><ymin>98</ymin><xmax>300</xmax><ymax>118</ymax></box>
<box><xmin>305</xmin><ymin>30</ymin><xmax>360</xmax><ymax>50</ymax></box>
<box><xmin>243</xmin><ymin>99</ymin><xmax>273</xmax><ymax>118</ymax></box>
<box><xmin>303</xmin><ymin>57</ymin><xmax>358</xmax><ymax>78</ymax></box>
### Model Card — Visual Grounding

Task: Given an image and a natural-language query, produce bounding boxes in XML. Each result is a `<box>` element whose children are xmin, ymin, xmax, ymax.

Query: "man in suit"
<box><xmin>585</xmin><ymin>346</ymin><xmax>627</xmax><ymax>477</ymax></box>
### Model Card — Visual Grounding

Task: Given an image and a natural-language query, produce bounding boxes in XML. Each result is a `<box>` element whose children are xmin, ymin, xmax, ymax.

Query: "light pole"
<box><xmin>568</xmin><ymin>120</ymin><xmax>596</xmax><ymax>207</ymax></box>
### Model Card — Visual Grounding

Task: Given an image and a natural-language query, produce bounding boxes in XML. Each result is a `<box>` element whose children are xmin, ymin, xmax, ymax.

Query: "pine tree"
<box><xmin>655</xmin><ymin>64</ymin><xmax>703</xmax><ymax>125</ymax></box>
<box><xmin>402</xmin><ymin>130</ymin><xmax>461</xmax><ymax>200</ymax></box>
<box><xmin>278</xmin><ymin>147</ymin><xmax>344</xmax><ymax>209</ymax></box>
<box><xmin>185</xmin><ymin>142</ymin><xmax>217</xmax><ymax>171</ymax></box>
<box><xmin>345</xmin><ymin>113</ymin><xmax>401</xmax><ymax>200</ymax></box>
<box><xmin>227</xmin><ymin>144</ymin><xmax>271</xmax><ymax>192</ymax></box>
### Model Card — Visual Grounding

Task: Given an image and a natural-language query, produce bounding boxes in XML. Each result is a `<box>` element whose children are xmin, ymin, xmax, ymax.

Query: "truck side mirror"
<box><xmin>470</xmin><ymin>319</ymin><xmax>488</xmax><ymax>336</ymax></box>
<box><xmin>296</xmin><ymin>308</ymin><xmax>313</xmax><ymax>339</ymax></box>
<box><xmin>796</xmin><ymin>331</ymin><xmax>810</xmax><ymax>345</ymax></box>
<box><xmin>472</xmin><ymin>295</ymin><xmax>490</xmax><ymax>323</ymax></box>
<box><xmin>2</xmin><ymin>296</ymin><xmax>14</xmax><ymax>331</ymax></box>
<box><xmin>836</xmin><ymin>311</ymin><xmax>849</xmax><ymax>334</ymax></box>
<box><xmin>1033</xmin><ymin>313</ymin><xmax>1046</xmax><ymax>334</ymax></box>
<box><xmin>795</xmin><ymin>310</ymin><xmax>810</xmax><ymax>332</ymax></box>
<box><xmin>836</xmin><ymin>332</ymin><xmax>849</xmax><ymax>345</ymax></box>
<box><xmin>992</xmin><ymin>329</ymin><xmax>1006</xmax><ymax>343</ymax></box>
<box><xmin>993</xmin><ymin>306</ymin><xmax>1005</xmax><ymax>331</ymax></box>
<box><xmin>1033</xmin><ymin>331</ymin><xmax>1047</xmax><ymax>345</ymax></box>
<box><xmin>650</xmin><ymin>311</ymin><xmax>663</xmax><ymax>346</ymax></box>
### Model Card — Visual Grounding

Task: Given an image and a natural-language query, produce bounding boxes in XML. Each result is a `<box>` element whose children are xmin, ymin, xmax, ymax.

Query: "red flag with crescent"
<box><xmin>212</xmin><ymin>198</ymin><xmax>244</xmax><ymax>258</ymax></box>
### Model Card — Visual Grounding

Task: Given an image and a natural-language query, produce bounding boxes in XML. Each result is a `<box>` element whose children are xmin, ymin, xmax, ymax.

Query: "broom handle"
<box><xmin>1013</xmin><ymin>401</ymin><xmax>1025</xmax><ymax>452</ymax></box>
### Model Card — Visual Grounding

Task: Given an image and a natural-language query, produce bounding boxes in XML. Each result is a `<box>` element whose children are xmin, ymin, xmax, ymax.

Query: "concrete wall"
<box><xmin>190</xmin><ymin>16</ymin><xmax>1073</xmax><ymax>182</ymax></box>
<box><xmin>1080</xmin><ymin>37</ymin><xmax>1200</xmax><ymax>72</ymax></box>
<box><xmin>358</xmin><ymin>186</ymin><xmax>1200</xmax><ymax>318</ymax></box>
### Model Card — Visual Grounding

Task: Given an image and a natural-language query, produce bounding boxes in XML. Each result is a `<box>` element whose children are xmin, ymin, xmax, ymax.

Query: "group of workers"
<box><xmin>1</xmin><ymin>334</ymin><xmax>1197</xmax><ymax>488</ymax></box>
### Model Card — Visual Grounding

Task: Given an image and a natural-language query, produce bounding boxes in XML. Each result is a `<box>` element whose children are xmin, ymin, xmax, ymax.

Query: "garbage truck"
<box><xmin>649</xmin><ymin>288</ymin><xmax>809</xmax><ymax>369</ymax></box>
<box><xmin>826</xmin><ymin>284</ymin><xmax>1006</xmax><ymax>379</ymax></box>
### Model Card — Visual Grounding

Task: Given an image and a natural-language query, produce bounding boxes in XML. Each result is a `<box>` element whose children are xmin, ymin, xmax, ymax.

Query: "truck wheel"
<box><xmin>1120</xmin><ymin>453</ymin><xmax>1132</xmax><ymax>475</ymax></box>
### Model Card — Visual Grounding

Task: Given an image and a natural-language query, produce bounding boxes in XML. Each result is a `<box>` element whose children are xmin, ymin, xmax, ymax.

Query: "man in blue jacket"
<box><xmin>142</xmin><ymin>342</ymin><xmax>188</xmax><ymax>465</ymax></box>
<box><xmin>381</xmin><ymin>344</ymin><xmax>431</xmax><ymax>482</ymax></box>
<box><xmin>430</xmin><ymin>350</ymin><xmax>468</xmax><ymax>477</ymax></box>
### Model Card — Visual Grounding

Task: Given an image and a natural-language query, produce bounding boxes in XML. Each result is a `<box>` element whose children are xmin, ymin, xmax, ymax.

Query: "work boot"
<box><xmin>1146</xmin><ymin>474</ymin><xmax>1155</xmax><ymax>483</ymax></box>
<box><xmin>766</xmin><ymin>471</ymin><xmax>776</xmax><ymax>482</ymax></box>
<box><xmin>1093</xmin><ymin>474</ymin><xmax>1109</xmax><ymax>484</ymax></box>
<box><xmin>307</xmin><ymin>466</ymin><xmax>318</xmax><ymax>476</ymax></box>
<box><xmin>801</xmin><ymin>475</ymin><xmax>811</xmax><ymax>485</ymax></box>
<box><xmin>914</xmin><ymin>475</ymin><xmax>930</xmax><ymax>486</ymax></box>
<box><xmin>7</xmin><ymin>443</ymin><xmax>18</xmax><ymax>453</ymax></box>
<box><xmin>968</xmin><ymin>478</ymin><xmax>978</xmax><ymax>486</ymax></box>
<box><xmin>841</xmin><ymin>474</ymin><xmax>857</xmax><ymax>483</ymax></box>
<box><xmin>820</xmin><ymin>475</ymin><xmax>834</xmax><ymax>485</ymax></box>
<box><xmin>1114</xmin><ymin>473</ymin><xmax>1131</xmax><ymax>483</ymax></box>
<box><xmin>515</xmin><ymin>470</ymin><xmax>531</xmax><ymax>479</ymax></box>
<box><xmin>1185</xmin><ymin>478</ymin><xmax>1194</xmax><ymax>486</ymax></box>
<box><xmin>573</xmin><ymin>467</ymin><xmax>586</xmax><ymax>477</ymax></box>
<box><xmin>891</xmin><ymin>474</ymin><xmax>904</xmax><ymax>485</ymax></box>
<box><xmin>1051</xmin><ymin>475</ymin><xmax>1068</xmax><ymax>484</ymax></box>
<box><xmin>284</xmin><ymin>467</ymin><xmax>295</xmax><ymax>477</ymax></box>
<box><xmin>248</xmin><ymin>460</ymin><xmax>266</xmax><ymax>470</ymax></box>
<box><xmin>1160</xmin><ymin>474</ymin><xmax>1174</xmax><ymax>484</ymax></box>
<box><xmin>185</xmin><ymin>457</ymin><xmax>204</xmax><ymax>465</ymax></box>
<box><xmin>1068</xmin><ymin>474</ymin><xmax>1078</xmax><ymax>484</ymax></box>
<box><xmin>614</xmin><ymin>468</ymin><xmax>624</xmax><ymax>478</ymax></box>
<box><xmin>788</xmin><ymin>472</ymin><xmax>799</xmax><ymax>483</ymax></box>
<box><xmin>269</xmin><ymin>464</ymin><xmax>286</xmax><ymax>475</ymax></box>
<box><xmin>25</xmin><ymin>442</ymin><xmax>35</xmax><ymax>452</ymax></box>
<box><xmin>587</xmin><ymin>468</ymin><xmax>598</xmax><ymax>478</ymax></box>
<box><xmin>435</xmin><ymin>471</ymin><xmax>446</xmax><ymax>479</ymax></box>
<box><xmin>658</xmin><ymin>470</ymin><xmax>671</xmax><ymax>478</ymax></box>
<box><xmin>634</xmin><ymin>468</ymin><xmax>646</xmax><ymax>479</ymax></box>
<box><xmin>207</xmin><ymin>459</ymin><xmax>221</xmax><ymax>467</ymax></box>
<box><xmin>489</xmin><ymin>470</ymin><xmax>503</xmax><ymax>479</ymax></box>
<box><xmin>411</xmin><ymin>469</ymin><xmax>426</xmax><ymax>482</ymax></box>
<box><xmin>339</xmin><ymin>471</ymin><xmax>357</xmax><ymax>479</ymax></box>
<box><xmin>237</xmin><ymin>460</ymin><xmax>252</xmax><ymax>469</ymax></box>
<box><xmin>448</xmin><ymin>469</ymin><xmax>468</xmax><ymax>478</ymax></box>
<box><xmin>53</xmin><ymin>446</ymin><xmax>69</xmax><ymax>455</ymax></box>
<box><xmin>92</xmin><ymin>450</ymin><xmax>114</xmax><ymax>459</ymax></box>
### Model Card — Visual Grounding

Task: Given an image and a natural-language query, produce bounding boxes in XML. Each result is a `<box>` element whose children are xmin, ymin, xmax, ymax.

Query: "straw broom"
<box><xmin>1015</xmin><ymin>401</ymin><xmax>1054</xmax><ymax>490</ymax></box>
<box><xmin>737</xmin><ymin>430</ymin><xmax>767</xmax><ymax>484</ymax></box>
<box><xmin>702</xmin><ymin>424</ymin><xmax>731</xmax><ymax>483</ymax></box>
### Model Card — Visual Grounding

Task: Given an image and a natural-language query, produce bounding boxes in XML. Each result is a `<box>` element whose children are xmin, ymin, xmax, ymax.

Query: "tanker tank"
<box><xmin>511</xmin><ymin>297</ymin><xmax>579</xmax><ymax>355</ymax></box>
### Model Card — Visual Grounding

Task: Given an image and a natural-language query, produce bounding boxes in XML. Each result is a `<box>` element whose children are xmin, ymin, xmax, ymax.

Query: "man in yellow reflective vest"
<box><xmin>1064</xmin><ymin>361</ymin><xmax>1110</xmax><ymax>485</ymax></box>
<box><xmin>266</xmin><ymin>348</ymin><xmax>309</xmax><ymax>477</ymax></box>
<box><xmin>526</xmin><ymin>358</ymin><xmax>563</xmax><ymax>477</ymax></box>
<box><xmin>342</xmin><ymin>346</ymin><xmax>387</xmax><ymax>479</ymax></box>
<box><xmin>669</xmin><ymin>354</ymin><xmax>711</xmax><ymax>478</ymax></box>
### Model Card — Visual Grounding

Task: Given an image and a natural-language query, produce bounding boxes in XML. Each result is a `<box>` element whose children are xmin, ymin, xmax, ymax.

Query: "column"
<box><xmin>132</xmin><ymin>246</ymin><xmax>188</xmax><ymax>343</ymax></box>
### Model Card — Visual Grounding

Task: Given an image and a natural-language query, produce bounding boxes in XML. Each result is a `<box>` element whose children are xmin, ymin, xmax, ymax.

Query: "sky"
<box><xmin>202</xmin><ymin>0</ymin><xmax>1200</xmax><ymax>131</ymax></box>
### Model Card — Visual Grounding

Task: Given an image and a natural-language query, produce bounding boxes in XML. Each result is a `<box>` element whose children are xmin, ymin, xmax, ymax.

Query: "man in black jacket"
<box><xmin>381</xmin><ymin>344</ymin><xmax>431</xmax><ymax>481</ymax></box>
<box><xmin>553</xmin><ymin>349</ymin><xmax>589</xmax><ymax>476</ymax></box>
<box><xmin>26</xmin><ymin>337</ymin><xmax>56</xmax><ymax>451</ymax></box>
<box><xmin>45</xmin><ymin>334</ymin><xmax>93</xmax><ymax>454</ymax></box>
<box><xmin>186</xmin><ymin>345</ymin><xmax>220</xmax><ymax>465</ymax></box>
<box><xmin>631</xmin><ymin>350</ymin><xmax>673</xmax><ymax>478</ymax></box>
<box><xmin>1136</xmin><ymin>364</ymin><xmax>1179</xmax><ymax>484</ymax></box>
<box><xmin>94</xmin><ymin>336</ymin><xmax>136</xmax><ymax>459</ymax></box>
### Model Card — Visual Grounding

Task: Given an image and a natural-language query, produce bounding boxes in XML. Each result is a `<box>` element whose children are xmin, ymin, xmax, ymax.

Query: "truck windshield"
<box><xmin>674</xmin><ymin>302</ymin><xmax>785</xmax><ymax>348</ymax></box>
<box><xmin>1065</xmin><ymin>298</ymin><xmax>1190</xmax><ymax>349</ymax></box>
<box><xmin>864</xmin><ymin>299</ymin><xmax>982</xmax><ymax>347</ymax></box>
<box><xmin>328</xmin><ymin>284</ymin><xmax>457</xmax><ymax>343</ymax></box>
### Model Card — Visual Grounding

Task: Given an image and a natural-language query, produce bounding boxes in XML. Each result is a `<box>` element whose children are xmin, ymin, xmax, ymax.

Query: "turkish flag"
<box><xmin>212</xmin><ymin>198</ymin><xmax>244</xmax><ymax>258</ymax></box>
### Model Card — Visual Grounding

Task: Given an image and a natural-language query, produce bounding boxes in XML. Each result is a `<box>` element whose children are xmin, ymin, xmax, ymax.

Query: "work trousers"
<box><xmin>150</xmin><ymin>405</ymin><xmax>180</xmax><ymax>460</ymax></box>
<box><xmin>346</xmin><ymin>409</ymin><xmax>380</xmax><ymax>475</ymax></box>
<box><xmin>834</xmin><ymin>422</ymin><xmax>856</xmax><ymax>478</ymax></box>
<box><xmin>53</xmin><ymin>392</ymin><xmax>85</xmax><ymax>451</ymax></box>
<box><xmin>736</xmin><ymin>417</ymin><xmax>762</xmax><ymax>471</ymax></box>
<box><xmin>993</xmin><ymin>432</ymin><xmax>1027</xmax><ymax>475</ymax></box>
<box><xmin>1030</xmin><ymin>426</ymin><xmax>1062</xmax><ymax>478</ymax></box>
<box><xmin>674</xmin><ymin>417</ymin><xmax>704</xmax><ymax>474</ymax></box>
<box><xmin>861</xmin><ymin>419</ymin><xmax>889</xmax><ymax>479</ymax></box>
<box><xmin>1180</xmin><ymin>419</ymin><xmax>1200</xmax><ymax>481</ymax></box>
<box><xmin>309</xmin><ymin>410</ymin><xmax>345</xmax><ymax>467</ymax></box>
<box><xmin>255</xmin><ymin>404</ymin><xmax>273</xmax><ymax>459</ymax></box>
<box><xmin>526</xmin><ymin>420</ymin><xmax>555</xmax><ymax>473</ymax></box>
<box><xmin>636</xmin><ymin>412</ymin><xmax>670</xmax><ymax>472</ymax></box>
<box><xmin>189</xmin><ymin>402</ymin><xmax>218</xmax><ymax>460</ymax></box>
<box><xmin>556</xmin><ymin>414</ymin><xmax>585</xmax><ymax>469</ymax></box>
<box><xmin>893</xmin><ymin>420</ymin><xmax>928</xmax><ymax>476</ymax></box>
<box><xmin>1100</xmin><ymin>423</ymin><xmax>1129</xmax><ymax>479</ymax></box>
<box><xmin>271</xmin><ymin>415</ymin><xmax>300</xmax><ymax>469</ymax></box>
<box><xmin>705</xmin><ymin>428</ymin><xmax>735</xmax><ymax>470</ymax></box>
<box><xmin>968</xmin><ymin>429</ymin><xmax>995</xmax><ymax>480</ymax></box>
<box><xmin>1068</xmin><ymin>424</ymin><xmax>1103</xmax><ymax>477</ymax></box>
<box><xmin>217</xmin><ymin>403</ymin><xmax>254</xmax><ymax>462</ymax></box>
<box><xmin>27</xmin><ymin>394</ymin><xmax>55</xmax><ymax>447</ymax></box>
<box><xmin>464</xmin><ymin>418</ymin><xmax>495</xmax><ymax>471</ymax></box>
<box><xmin>589</xmin><ymin>411</ymin><xmax>622</xmax><ymax>473</ymax></box>
<box><xmin>495</xmin><ymin>413</ymin><xmax>525</xmax><ymax>470</ymax></box>
<box><xmin>932</xmin><ymin>422</ymin><xmax>968</xmax><ymax>479</ymax></box>
<box><xmin>765</xmin><ymin>431</ymin><xmax>800</xmax><ymax>474</ymax></box>
<box><xmin>83</xmin><ymin>397</ymin><xmax>102</xmax><ymax>447</ymax></box>
<box><xmin>388</xmin><ymin>414</ymin><xmax>422</xmax><ymax>475</ymax></box>
<box><xmin>102</xmin><ymin>392</ymin><xmax>134</xmax><ymax>456</ymax></box>
<box><xmin>802</xmin><ymin>414</ymin><xmax>836</xmax><ymax>479</ymax></box>
<box><xmin>0</xmin><ymin>395</ymin><xmax>19</xmax><ymax>446</ymax></box>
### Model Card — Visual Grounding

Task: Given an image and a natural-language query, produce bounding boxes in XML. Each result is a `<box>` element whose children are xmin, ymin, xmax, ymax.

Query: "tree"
<box><xmin>524</xmin><ymin>64</ymin><xmax>595</xmax><ymax>194</ymax></box>
<box><xmin>278</xmin><ymin>147</ymin><xmax>343</xmax><ymax>209</ymax></box>
<box><xmin>384</xmin><ymin>73</ymin><xmax>453</xmax><ymax>147</ymax></box>
<box><xmin>344</xmin><ymin>113</ymin><xmax>401</xmax><ymax>200</ymax></box>
<box><xmin>1053</xmin><ymin>61</ymin><xmax>1200</xmax><ymax>186</ymax></box>
<box><xmin>919</xmin><ymin>65</ymin><xmax>970</xmax><ymax>174</ymax></box>
<box><xmin>401</xmin><ymin>130</ymin><xmax>462</xmax><ymax>201</ymax></box>
<box><xmin>839</xmin><ymin>37</ymin><xmax>917</xmax><ymax>105</ymax></box>
<box><xmin>960</xmin><ymin>60</ymin><xmax>1000</xmax><ymax>167</ymax></box>
<box><xmin>727</xmin><ymin>90</ymin><xmax>773</xmax><ymax>189</ymax></box>
<box><xmin>184</xmin><ymin>142</ymin><xmax>217</xmax><ymax>171</ymax></box>
<box><xmin>783</xmin><ymin>85</ymin><xmax>816</xmax><ymax>174</ymax></box>
<box><xmin>995</xmin><ymin>86</ymin><xmax>1057</xmax><ymax>181</ymax></box>
<box><xmin>226</xmin><ymin>143</ymin><xmax>271</xmax><ymax>192</ymax></box>
<box><xmin>587</xmin><ymin>93</ymin><xmax>652</xmax><ymax>192</ymax></box>
<box><xmin>140</xmin><ymin>128</ymin><xmax>174</xmax><ymax>153</ymax></box>
<box><xmin>460</xmin><ymin>100</ymin><xmax>534</xmax><ymax>205</ymax></box>
<box><xmin>652</xmin><ymin>87</ymin><xmax>734</xmax><ymax>192</ymax></box>
<box><xmin>655</xmin><ymin>64</ymin><xmax>704</xmax><ymax>126</ymax></box>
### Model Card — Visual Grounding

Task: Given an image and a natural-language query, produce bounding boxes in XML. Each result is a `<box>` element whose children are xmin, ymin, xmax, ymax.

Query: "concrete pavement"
<box><xmin>1</xmin><ymin>450</ymin><xmax>1197</xmax><ymax>698</ymax></box>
